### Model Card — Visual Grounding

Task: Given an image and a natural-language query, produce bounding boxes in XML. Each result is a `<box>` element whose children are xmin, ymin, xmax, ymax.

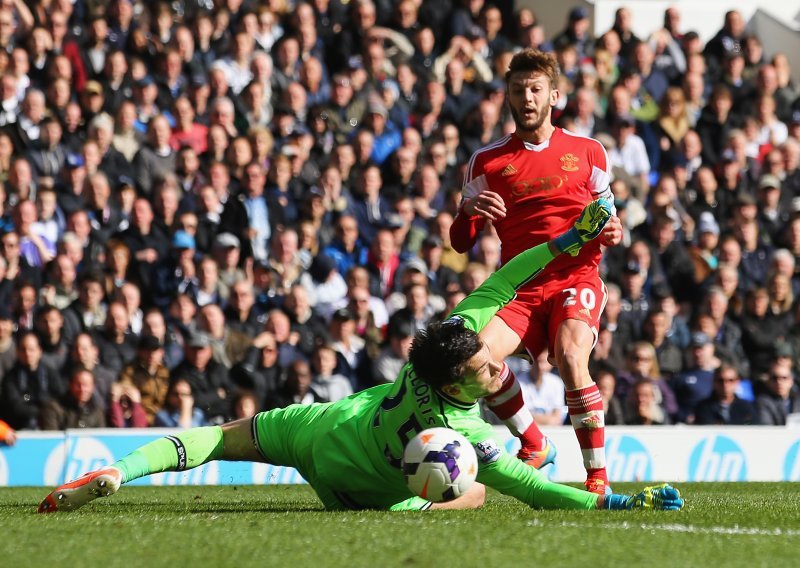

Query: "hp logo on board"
<box><xmin>605</xmin><ymin>435</ymin><xmax>653</xmax><ymax>481</ymax></box>
<box><xmin>688</xmin><ymin>436</ymin><xmax>747</xmax><ymax>481</ymax></box>
<box><xmin>783</xmin><ymin>440</ymin><xmax>800</xmax><ymax>481</ymax></box>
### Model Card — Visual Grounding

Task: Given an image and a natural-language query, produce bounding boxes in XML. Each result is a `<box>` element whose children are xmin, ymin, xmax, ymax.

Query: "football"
<box><xmin>402</xmin><ymin>427</ymin><xmax>478</xmax><ymax>503</ymax></box>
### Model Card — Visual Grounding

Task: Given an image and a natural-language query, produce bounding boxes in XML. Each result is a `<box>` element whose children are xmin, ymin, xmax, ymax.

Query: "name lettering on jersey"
<box><xmin>475</xmin><ymin>439</ymin><xmax>502</xmax><ymax>464</ymax></box>
<box><xmin>510</xmin><ymin>175</ymin><xmax>567</xmax><ymax>198</ymax></box>
<box><xmin>410</xmin><ymin>373</ymin><xmax>437</xmax><ymax>426</ymax></box>
<box><xmin>560</xmin><ymin>153</ymin><xmax>580</xmax><ymax>172</ymax></box>
<box><xmin>501</xmin><ymin>163</ymin><xmax>518</xmax><ymax>176</ymax></box>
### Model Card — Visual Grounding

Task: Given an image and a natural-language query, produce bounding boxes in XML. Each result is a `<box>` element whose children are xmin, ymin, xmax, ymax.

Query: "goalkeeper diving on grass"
<box><xmin>39</xmin><ymin>199</ymin><xmax>683</xmax><ymax>513</ymax></box>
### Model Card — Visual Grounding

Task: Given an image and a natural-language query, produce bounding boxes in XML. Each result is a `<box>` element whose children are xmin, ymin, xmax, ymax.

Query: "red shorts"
<box><xmin>496</xmin><ymin>266</ymin><xmax>608</xmax><ymax>359</ymax></box>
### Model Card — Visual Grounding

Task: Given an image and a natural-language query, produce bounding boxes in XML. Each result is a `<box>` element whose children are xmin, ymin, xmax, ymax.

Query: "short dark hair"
<box><xmin>505</xmin><ymin>49</ymin><xmax>559</xmax><ymax>86</ymax></box>
<box><xmin>408</xmin><ymin>319</ymin><xmax>482</xmax><ymax>390</ymax></box>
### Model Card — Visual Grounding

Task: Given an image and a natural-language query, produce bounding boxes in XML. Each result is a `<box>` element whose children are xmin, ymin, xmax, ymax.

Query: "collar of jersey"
<box><xmin>517</xmin><ymin>129</ymin><xmax>554</xmax><ymax>152</ymax></box>
<box><xmin>436</xmin><ymin>389</ymin><xmax>477</xmax><ymax>410</ymax></box>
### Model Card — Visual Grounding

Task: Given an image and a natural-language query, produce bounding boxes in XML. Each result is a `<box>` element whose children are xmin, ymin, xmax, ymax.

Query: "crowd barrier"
<box><xmin>2</xmin><ymin>426</ymin><xmax>799</xmax><ymax>486</ymax></box>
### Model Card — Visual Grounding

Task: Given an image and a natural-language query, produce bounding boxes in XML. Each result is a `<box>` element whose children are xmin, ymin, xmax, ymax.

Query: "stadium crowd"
<box><xmin>0</xmin><ymin>0</ymin><xmax>799</xmax><ymax>442</ymax></box>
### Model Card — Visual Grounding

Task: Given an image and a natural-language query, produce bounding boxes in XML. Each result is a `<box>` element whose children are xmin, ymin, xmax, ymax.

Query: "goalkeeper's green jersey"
<box><xmin>255</xmin><ymin>242</ymin><xmax>597</xmax><ymax>511</ymax></box>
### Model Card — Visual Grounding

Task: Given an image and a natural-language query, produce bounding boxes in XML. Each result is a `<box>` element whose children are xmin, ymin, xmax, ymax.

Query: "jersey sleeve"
<box><xmin>450</xmin><ymin>155</ymin><xmax>490</xmax><ymax>253</ymax></box>
<box><xmin>447</xmin><ymin>241</ymin><xmax>555</xmax><ymax>333</ymax></box>
<box><xmin>587</xmin><ymin>137</ymin><xmax>616</xmax><ymax>209</ymax></box>
<box><xmin>445</xmin><ymin>409</ymin><xmax>597</xmax><ymax>510</ymax></box>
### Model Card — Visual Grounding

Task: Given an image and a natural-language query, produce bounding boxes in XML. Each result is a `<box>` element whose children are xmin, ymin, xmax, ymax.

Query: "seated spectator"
<box><xmin>756</xmin><ymin>359</ymin><xmax>800</xmax><ymax>425</ymax></box>
<box><xmin>595</xmin><ymin>364</ymin><xmax>625</xmax><ymax>426</ymax></box>
<box><xmin>62</xmin><ymin>271</ymin><xmax>108</xmax><ymax>344</ymax></box>
<box><xmin>232</xmin><ymin>332</ymin><xmax>285</xmax><ymax>409</ymax></box>
<box><xmin>108</xmin><ymin>381</ymin><xmax>149</xmax><ymax>428</ymax></box>
<box><xmin>0</xmin><ymin>306</ymin><xmax>16</xmax><ymax>382</ymax></box>
<box><xmin>642</xmin><ymin>309</ymin><xmax>683</xmax><ymax>379</ymax></box>
<box><xmin>69</xmin><ymin>333</ymin><xmax>118</xmax><ymax>410</ymax></box>
<box><xmin>39</xmin><ymin>368</ymin><xmax>106</xmax><ymax>430</ymax></box>
<box><xmin>232</xmin><ymin>390</ymin><xmax>260</xmax><ymax>420</ymax></box>
<box><xmin>94</xmin><ymin>301</ymin><xmax>137</xmax><ymax>374</ymax></box>
<box><xmin>616</xmin><ymin>341</ymin><xmax>679</xmax><ymax>421</ymax></box>
<box><xmin>0</xmin><ymin>332</ymin><xmax>63</xmax><ymax>430</ymax></box>
<box><xmin>625</xmin><ymin>379</ymin><xmax>670</xmax><ymax>425</ymax></box>
<box><xmin>372</xmin><ymin>315</ymin><xmax>414</xmax><ymax>385</ymax></box>
<box><xmin>154</xmin><ymin>378</ymin><xmax>207</xmax><ymax>429</ymax></box>
<box><xmin>171</xmin><ymin>332</ymin><xmax>232</xmax><ymax>425</ymax></box>
<box><xmin>671</xmin><ymin>332</ymin><xmax>721</xmax><ymax>423</ymax></box>
<box><xmin>695</xmin><ymin>364</ymin><xmax>758</xmax><ymax>425</ymax></box>
<box><xmin>117</xmin><ymin>335</ymin><xmax>171</xmax><ymax>426</ymax></box>
<box><xmin>310</xmin><ymin>343</ymin><xmax>353</xmax><ymax>403</ymax></box>
<box><xmin>283</xmin><ymin>283</ymin><xmax>330</xmax><ymax>359</ymax></box>
<box><xmin>328</xmin><ymin>308</ymin><xmax>368</xmax><ymax>391</ymax></box>
<box><xmin>268</xmin><ymin>359</ymin><xmax>320</xmax><ymax>409</ymax></box>
<box><xmin>36</xmin><ymin>305</ymin><xmax>69</xmax><ymax>375</ymax></box>
<box><xmin>198</xmin><ymin>303</ymin><xmax>251</xmax><ymax>369</ymax></box>
<box><xmin>224</xmin><ymin>279</ymin><xmax>263</xmax><ymax>338</ymax></box>
<box><xmin>520</xmin><ymin>351</ymin><xmax>567</xmax><ymax>426</ymax></box>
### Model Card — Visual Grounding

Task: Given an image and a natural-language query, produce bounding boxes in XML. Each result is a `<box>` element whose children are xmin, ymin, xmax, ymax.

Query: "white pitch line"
<box><xmin>526</xmin><ymin>519</ymin><xmax>800</xmax><ymax>537</ymax></box>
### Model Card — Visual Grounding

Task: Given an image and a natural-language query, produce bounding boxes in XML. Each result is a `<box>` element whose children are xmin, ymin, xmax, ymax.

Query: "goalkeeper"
<box><xmin>39</xmin><ymin>199</ymin><xmax>683</xmax><ymax>513</ymax></box>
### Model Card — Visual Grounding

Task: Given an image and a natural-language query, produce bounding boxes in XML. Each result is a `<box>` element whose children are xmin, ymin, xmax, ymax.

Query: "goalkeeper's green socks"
<box><xmin>112</xmin><ymin>426</ymin><xmax>224</xmax><ymax>483</ymax></box>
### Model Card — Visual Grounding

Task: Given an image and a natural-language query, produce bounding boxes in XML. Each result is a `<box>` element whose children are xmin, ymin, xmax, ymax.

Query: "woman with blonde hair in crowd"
<box><xmin>616</xmin><ymin>341</ymin><xmax>678</xmax><ymax>422</ymax></box>
<box><xmin>655</xmin><ymin>86</ymin><xmax>690</xmax><ymax>155</ymax></box>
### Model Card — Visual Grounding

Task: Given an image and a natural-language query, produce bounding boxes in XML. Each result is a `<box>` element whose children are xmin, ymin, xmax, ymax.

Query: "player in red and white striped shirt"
<box><xmin>450</xmin><ymin>49</ymin><xmax>624</xmax><ymax>495</ymax></box>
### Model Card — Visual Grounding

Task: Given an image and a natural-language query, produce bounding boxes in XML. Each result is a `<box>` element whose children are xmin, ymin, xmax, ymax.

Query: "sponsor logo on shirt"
<box><xmin>560</xmin><ymin>153</ymin><xmax>580</xmax><ymax>171</ymax></box>
<box><xmin>501</xmin><ymin>164</ymin><xmax>518</xmax><ymax>176</ymax></box>
<box><xmin>510</xmin><ymin>175</ymin><xmax>567</xmax><ymax>198</ymax></box>
<box><xmin>475</xmin><ymin>439</ymin><xmax>502</xmax><ymax>463</ymax></box>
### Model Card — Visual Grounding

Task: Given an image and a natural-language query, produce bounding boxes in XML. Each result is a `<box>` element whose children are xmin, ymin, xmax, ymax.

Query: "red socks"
<box><xmin>566</xmin><ymin>383</ymin><xmax>607</xmax><ymax>482</ymax></box>
<box><xmin>485</xmin><ymin>364</ymin><xmax>545</xmax><ymax>452</ymax></box>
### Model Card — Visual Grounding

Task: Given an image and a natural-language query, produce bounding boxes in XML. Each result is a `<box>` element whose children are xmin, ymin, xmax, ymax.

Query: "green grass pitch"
<box><xmin>2</xmin><ymin>483</ymin><xmax>798</xmax><ymax>568</ymax></box>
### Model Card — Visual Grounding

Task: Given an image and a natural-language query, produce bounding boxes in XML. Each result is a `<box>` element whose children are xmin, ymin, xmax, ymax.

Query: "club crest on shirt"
<box><xmin>560</xmin><ymin>153</ymin><xmax>580</xmax><ymax>172</ymax></box>
<box><xmin>501</xmin><ymin>163</ymin><xmax>517</xmax><ymax>176</ymax></box>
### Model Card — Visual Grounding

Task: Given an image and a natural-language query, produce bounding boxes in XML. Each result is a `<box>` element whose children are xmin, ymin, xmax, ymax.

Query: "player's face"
<box><xmin>460</xmin><ymin>343</ymin><xmax>505</xmax><ymax>400</ymax></box>
<box><xmin>506</xmin><ymin>71</ymin><xmax>557</xmax><ymax>133</ymax></box>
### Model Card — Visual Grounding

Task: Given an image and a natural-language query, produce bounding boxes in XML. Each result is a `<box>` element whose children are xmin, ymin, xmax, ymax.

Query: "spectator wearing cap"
<box><xmin>756</xmin><ymin>174</ymin><xmax>789</xmax><ymax>244</ymax></box>
<box><xmin>172</xmin><ymin>331</ymin><xmax>233</xmax><ymax>425</ymax></box>
<box><xmin>328</xmin><ymin>307</ymin><xmax>368</xmax><ymax>391</ymax></box>
<box><xmin>372</xmin><ymin>314</ymin><xmax>415</xmax><ymax>384</ymax></box>
<box><xmin>152</xmin><ymin>230</ymin><xmax>198</xmax><ymax>310</ymax></box>
<box><xmin>755</xmin><ymin>358</ymin><xmax>800</xmax><ymax>425</ymax></box>
<box><xmin>310</xmin><ymin>343</ymin><xmax>353</xmax><ymax>402</ymax></box>
<box><xmin>688</xmin><ymin>211</ymin><xmax>720</xmax><ymax>284</ymax></box>
<box><xmin>670</xmin><ymin>331</ymin><xmax>721</xmax><ymax>423</ymax></box>
<box><xmin>321</xmin><ymin>72</ymin><xmax>368</xmax><ymax>145</ymax></box>
<box><xmin>117</xmin><ymin>335</ymin><xmax>170</xmax><ymax>426</ymax></box>
<box><xmin>695</xmin><ymin>364</ymin><xmax>757</xmax><ymax>425</ymax></box>
<box><xmin>39</xmin><ymin>367</ymin><xmax>106</xmax><ymax>430</ymax></box>
<box><xmin>211</xmin><ymin>232</ymin><xmax>245</xmax><ymax>301</ymax></box>
<box><xmin>0</xmin><ymin>332</ymin><xmax>63</xmax><ymax>430</ymax></box>
<box><xmin>553</xmin><ymin>6</ymin><xmax>595</xmax><ymax>62</ymax></box>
